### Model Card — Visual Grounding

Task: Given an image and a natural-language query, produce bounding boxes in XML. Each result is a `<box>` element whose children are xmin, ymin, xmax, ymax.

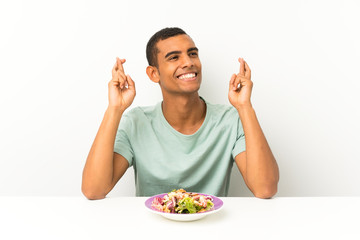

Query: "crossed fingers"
<box><xmin>231</xmin><ymin>57</ymin><xmax>252</xmax><ymax>91</ymax></box>
<box><xmin>111</xmin><ymin>57</ymin><xmax>128</xmax><ymax>89</ymax></box>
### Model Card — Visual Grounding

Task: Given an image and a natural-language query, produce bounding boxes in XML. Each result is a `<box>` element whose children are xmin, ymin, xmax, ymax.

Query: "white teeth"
<box><xmin>178</xmin><ymin>73</ymin><xmax>196</xmax><ymax>80</ymax></box>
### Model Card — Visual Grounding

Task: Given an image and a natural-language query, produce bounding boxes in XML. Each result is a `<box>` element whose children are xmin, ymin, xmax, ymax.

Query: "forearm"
<box><xmin>237</xmin><ymin>105</ymin><xmax>279</xmax><ymax>197</ymax></box>
<box><xmin>82</xmin><ymin>106</ymin><xmax>124</xmax><ymax>199</ymax></box>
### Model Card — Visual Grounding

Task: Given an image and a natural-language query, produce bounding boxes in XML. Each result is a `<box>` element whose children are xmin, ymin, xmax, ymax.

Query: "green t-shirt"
<box><xmin>114</xmin><ymin>98</ymin><xmax>246</xmax><ymax>197</ymax></box>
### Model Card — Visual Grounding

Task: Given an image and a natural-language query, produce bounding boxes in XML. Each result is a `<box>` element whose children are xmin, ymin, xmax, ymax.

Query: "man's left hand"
<box><xmin>228</xmin><ymin>58</ymin><xmax>253</xmax><ymax>109</ymax></box>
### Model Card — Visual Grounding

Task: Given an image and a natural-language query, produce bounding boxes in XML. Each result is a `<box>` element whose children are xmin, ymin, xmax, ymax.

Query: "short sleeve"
<box><xmin>114</xmin><ymin>115</ymin><xmax>134</xmax><ymax>167</ymax></box>
<box><xmin>231</xmin><ymin>117</ymin><xmax>246</xmax><ymax>158</ymax></box>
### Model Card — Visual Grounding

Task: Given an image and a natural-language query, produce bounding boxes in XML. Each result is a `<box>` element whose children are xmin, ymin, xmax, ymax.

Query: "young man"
<box><xmin>82</xmin><ymin>27</ymin><xmax>279</xmax><ymax>199</ymax></box>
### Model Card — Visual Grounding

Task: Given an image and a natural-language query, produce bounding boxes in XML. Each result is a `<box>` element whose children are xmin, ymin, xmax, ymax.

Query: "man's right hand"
<box><xmin>109</xmin><ymin>57</ymin><xmax>136</xmax><ymax>111</ymax></box>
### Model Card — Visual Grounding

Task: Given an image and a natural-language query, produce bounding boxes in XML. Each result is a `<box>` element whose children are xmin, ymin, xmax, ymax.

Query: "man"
<box><xmin>82</xmin><ymin>27</ymin><xmax>279</xmax><ymax>199</ymax></box>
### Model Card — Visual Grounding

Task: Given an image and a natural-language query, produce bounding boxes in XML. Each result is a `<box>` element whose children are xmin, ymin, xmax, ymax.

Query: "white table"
<box><xmin>1</xmin><ymin>197</ymin><xmax>359</xmax><ymax>240</ymax></box>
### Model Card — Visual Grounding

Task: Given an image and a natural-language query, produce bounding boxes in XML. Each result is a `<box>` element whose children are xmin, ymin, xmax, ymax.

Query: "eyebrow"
<box><xmin>164</xmin><ymin>47</ymin><xmax>199</xmax><ymax>59</ymax></box>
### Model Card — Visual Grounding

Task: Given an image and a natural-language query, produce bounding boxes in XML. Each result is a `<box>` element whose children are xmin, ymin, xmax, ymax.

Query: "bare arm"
<box><xmin>81</xmin><ymin>58</ymin><xmax>136</xmax><ymax>200</ymax></box>
<box><xmin>229</xmin><ymin>58</ymin><xmax>279</xmax><ymax>199</ymax></box>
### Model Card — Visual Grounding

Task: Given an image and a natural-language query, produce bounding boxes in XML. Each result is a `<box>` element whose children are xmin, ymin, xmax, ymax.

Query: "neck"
<box><xmin>162</xmin><ymin>93</ymin><xmax>206</xmax><ymax>135</ymax></box>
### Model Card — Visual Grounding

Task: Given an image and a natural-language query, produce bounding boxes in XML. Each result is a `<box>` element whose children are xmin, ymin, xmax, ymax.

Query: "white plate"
<box><xmin>145</xmin><ymin>193</ymin><xmax>224</xmax><ymax>222</ymax></box>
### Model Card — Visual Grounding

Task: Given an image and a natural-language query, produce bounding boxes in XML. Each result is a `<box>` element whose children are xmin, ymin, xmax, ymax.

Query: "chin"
<box><xmin>182</xmin><ymin>85</ymin><xmax>201</xmax><ymax>94</ymax></box>
<box><xmin>181</xmin><ymin>79</ymin><xmax>202</xmax><ymax>93</ymax></box>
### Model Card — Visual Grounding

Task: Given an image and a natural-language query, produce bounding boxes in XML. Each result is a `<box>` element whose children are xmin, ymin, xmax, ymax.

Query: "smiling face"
<box><xmin>147</xmin><ymin>34</ymin><xmax>202</xmax><ymax>97</ymax></box>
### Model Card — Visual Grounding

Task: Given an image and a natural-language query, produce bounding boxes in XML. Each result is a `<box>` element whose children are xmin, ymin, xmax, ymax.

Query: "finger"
<box><xmin>229</xmin><ymin>74</ymin><xmax>237</xmax><ymax>91</ymax></box>
<box><xmin>117</xmin><ymin>69</ymin><xmax>127</xmax><ymax>82</ymax></box>
<box><xmin>117</xmin><ymin>58</ymin><xmax>127</xmax><ymax>88</ymax></box>
<box><xmin>127</xmin><ymin>74</ymin><xmax>135</xmax><ymax>91</ymax></box>
<box><xmin>109</xmin><ymin>77</ymin><xmax>120</xmax><ymax>87</ymax></box>
<box><xmin>233</xmin><ymin>74</ymin><xmax>242</xmax><ymax>91</ymax></box>
<box><xmin>238</xmin><ymin>57</ymin><xmax>245</xmax><ymax>76</ymax></box>
<box><xmin>118</xmin><ymin>71</ymin><xmax>127</xmax><ymax>89</ymax></box>
<box><xmin>112</xmin><ymin>58</ymin><xmax>126</xmax><ymax>79</ymax></box>
<box><xmin>116</xmin><ymin>57</ymin><xmax>126</xmax><ymax>74</ymax></box>
<box><xmin>244</xmin><ymin>61</ymin><xmax>251</xmax><ymax>78</ymax></box>
<box><xmin>112</xmin><ymin>61</ymin><xmax>118</xmax><ymax>78</ymax></box>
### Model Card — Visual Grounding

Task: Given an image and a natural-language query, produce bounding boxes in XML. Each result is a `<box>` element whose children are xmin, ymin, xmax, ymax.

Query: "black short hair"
<box><xmin>146</xmin><ymin>27</ymin><xmax>187</xmax><ymax>68</ymax></box>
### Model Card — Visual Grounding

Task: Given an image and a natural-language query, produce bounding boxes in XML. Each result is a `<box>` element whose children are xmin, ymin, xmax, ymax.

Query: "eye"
<box><xmin>169</xmin><ymin>55</ymin><xmax>178</xmax><ymax>61</ymax></box>
<box><xmin>189</xmin><ymin>52</ymin><xmax>198</xmax><ymax>57</ymax></box>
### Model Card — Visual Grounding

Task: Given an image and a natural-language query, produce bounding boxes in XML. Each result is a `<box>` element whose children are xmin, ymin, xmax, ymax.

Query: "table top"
<box><xmin>1</xmin><ymin>196</ymin><xmax>359</xmax><ymax>240</ymax></box>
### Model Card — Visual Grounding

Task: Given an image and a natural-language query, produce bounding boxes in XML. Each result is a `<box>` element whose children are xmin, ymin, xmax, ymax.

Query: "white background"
<box><xmin>0</xmin><ymin>0</ymin><xmax>359</xmax><ymax>197</ymax></box>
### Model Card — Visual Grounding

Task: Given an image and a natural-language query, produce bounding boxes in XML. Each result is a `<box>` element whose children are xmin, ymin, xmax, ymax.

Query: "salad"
<box><xmin>151</xmin><ymin>189</ymin><xmax>214</xmax><ymax>214</ymax></box>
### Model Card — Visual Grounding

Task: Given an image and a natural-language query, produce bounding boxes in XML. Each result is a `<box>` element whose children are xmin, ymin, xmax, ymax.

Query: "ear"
<box><xmin>146</xmin><ymin>66</ymin><xmax>160</xmax><ymax>83</ymax></box>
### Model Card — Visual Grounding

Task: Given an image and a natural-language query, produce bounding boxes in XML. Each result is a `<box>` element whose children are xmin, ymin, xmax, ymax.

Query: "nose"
<box><xmin>181</xmin><ymin>55</ymin><xmax>194</xmax><ymax>68</ymax></box>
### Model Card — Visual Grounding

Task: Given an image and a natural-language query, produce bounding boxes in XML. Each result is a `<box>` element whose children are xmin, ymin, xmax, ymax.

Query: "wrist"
<box><xmin>235</xmin><ymin>103</ymin><xmax>253</xmax><ymax>112</ymax></box>
<box><xmin>106</xmin><ymin>105</ymin><xmax>125</xmax><ymax>118</ymax></box>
